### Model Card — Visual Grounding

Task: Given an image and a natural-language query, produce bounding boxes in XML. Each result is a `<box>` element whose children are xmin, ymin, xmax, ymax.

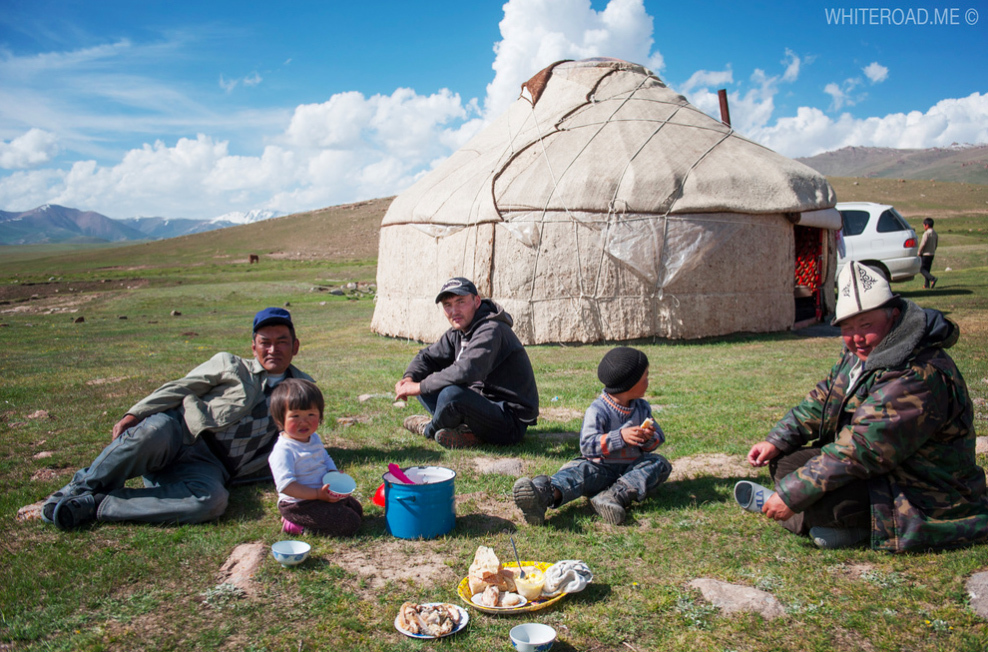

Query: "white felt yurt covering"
<box><xmin>371</xmin><ymin>59</ymin><xmax>839</xmax><ymax>344</ymax></box>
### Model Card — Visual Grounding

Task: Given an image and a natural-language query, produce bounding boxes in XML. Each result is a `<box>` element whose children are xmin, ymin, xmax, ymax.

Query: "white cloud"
<box><xmin>824</xmin><ymin>77</ymin><xmax>864</xmax><ymax>111</ymax></box>
<box><xmin>0</xmin><ymin>129</ymin><xmax>59</xmax><ymax>169</ymax></box>
<box><xmin>484</xmin><ymin>0</ymin><xmax>664</xmax><ymax>119</ymax></box>
<box><xmin>781</xmin><ymin>49</ymin><xmax>801</xmax><ymax>83</ymax></box>
<box><xmin>679</xmin><ymin>52</ymin><xmax>802</xmax><ymax>134</ymax></box>
<box><xmin>220</xmin><ymin>71</ymin><xmax>263</xmax><ymax>93</ymax></box>
<box><xmin>680</xmin><ymin>68</ymin><xmax>733</xmax><ymax>94</ymax></box>
<box><xmin>863</xmin><ymin>62</ymin><xmax>888</xmax><ymax>84</ymax></box>
<box><xmin>219</xmin><ymin>75</ymin><xmax>238</xmax><ymax>93</ymax></box>
<box><xmin>750</xmin><ymin>92</ymin><xmax>988</xmax><ymax>157</ymax></box>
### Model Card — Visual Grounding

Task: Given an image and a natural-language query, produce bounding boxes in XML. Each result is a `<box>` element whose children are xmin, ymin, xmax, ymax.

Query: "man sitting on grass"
<box><xmin>42</xmin><ymin>307</ymin><xmax>314</xmax><ymax>530</ymax></box>
<box><xmin>395</xmin><ymin>277</ymin><xmax>539</xmax><ymax>449</ymax></box>
<box><xmin>735</xmin><ymin>261</ymin><xmax>988</xmax><ymax>552</ymax></box>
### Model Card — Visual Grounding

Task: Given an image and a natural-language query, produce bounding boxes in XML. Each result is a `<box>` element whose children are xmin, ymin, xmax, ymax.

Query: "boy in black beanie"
<box><xmin>513</xmin><ymin>347</ymin><xmax>672</xmax><ymax>525</ymax></box>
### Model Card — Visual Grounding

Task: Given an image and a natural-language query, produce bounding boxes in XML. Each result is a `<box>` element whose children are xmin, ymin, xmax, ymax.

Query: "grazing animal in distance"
<box><xmin>248</xmin><ymin>254</ymin><xmax>259</xmax><ymax>264</ymax></box>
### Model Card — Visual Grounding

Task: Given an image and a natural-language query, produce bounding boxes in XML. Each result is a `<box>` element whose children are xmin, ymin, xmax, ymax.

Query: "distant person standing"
<box><xmin>918</xmin><ymin>217</ymin><xmax>939</xmax><ymax>289</ymax></box>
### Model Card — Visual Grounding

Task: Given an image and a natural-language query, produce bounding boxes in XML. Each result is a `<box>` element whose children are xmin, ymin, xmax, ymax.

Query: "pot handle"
<box><xmin>395</xmin><ymin>495</ymin><xmax>416</xmax><ymax>503</ymax></box>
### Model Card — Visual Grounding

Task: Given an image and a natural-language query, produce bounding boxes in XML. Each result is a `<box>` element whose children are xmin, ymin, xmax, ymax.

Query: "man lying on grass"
<box><xmin>42</xmin><ymin>307</ymin><xmax>314</xmax><ymax>530</ymax></box>
<box><xmin>736</xmin><ymin>261</ymin><xmax>988</xmax><ymax>552</ymax></box>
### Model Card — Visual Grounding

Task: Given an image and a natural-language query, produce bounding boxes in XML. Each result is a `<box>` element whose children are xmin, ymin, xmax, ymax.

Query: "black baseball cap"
<box><xmin>435</xmin><ymin>277</ymin><xmax>478</xmax><ymax>303</ymax></box>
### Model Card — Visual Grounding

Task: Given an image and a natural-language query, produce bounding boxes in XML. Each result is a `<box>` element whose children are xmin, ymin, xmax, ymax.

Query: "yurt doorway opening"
<box><xmin>794</xmin><ymin>225</ymin><xmax>825</xmax><ymax>326</ymax></box>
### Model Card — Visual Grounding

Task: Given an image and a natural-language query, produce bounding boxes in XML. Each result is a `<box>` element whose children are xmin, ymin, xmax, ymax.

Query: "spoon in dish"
<box><xmin>509</xmin><ymin>536</ymin><xmax>527</xmax><ymax>579</ymax></box>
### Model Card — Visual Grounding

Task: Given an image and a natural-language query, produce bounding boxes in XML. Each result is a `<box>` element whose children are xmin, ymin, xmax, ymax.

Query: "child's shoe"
<box><xmin>513</xmin><ymin>475</ymin><xmax>554</xmax><ymax>525</ymax></box>
<box><xmin>591</xmin><ymin>482</ymin><xmax>635</xmax><ymax>525</ymax></box>
<box><xmin>281</xmin><ymin>517</ymin><xmax>304</xmax><ymax>536</ymax></box>
<box><xmin>733</xmin><ymin>480</ymin><xmax>774</xmax><ymax>513</ymax></box>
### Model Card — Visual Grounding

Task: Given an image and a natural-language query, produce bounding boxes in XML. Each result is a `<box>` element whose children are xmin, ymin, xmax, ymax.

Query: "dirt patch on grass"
<box><xmin>0</xmin><ymin>278</ymin><xmax>147</xmax><ymax>303</ymax></box>
<box><xmin>331</xmin><ymin>539</ymin><xmax>456</xmax><ymax>597</ymax></box>
<box><xmin>668</xmin><ymin>453</ymin><xmax>760</xmax><ymax>482</ymax></box>
<box><xmin>828</xmin><ymin>562</ymin><xmax>877</xmax><ymax>581</ymax></box>
<box><xmin>538</xmin><ymin>406</ymin><xmax>585</xmax><ymax>423</ymax></box>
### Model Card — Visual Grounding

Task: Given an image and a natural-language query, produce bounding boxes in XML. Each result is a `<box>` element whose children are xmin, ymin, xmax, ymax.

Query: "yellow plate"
<box><xmin>457</xmin><ymin>561</ymin><xmax>566</xmax><ymax>614</ymax></box>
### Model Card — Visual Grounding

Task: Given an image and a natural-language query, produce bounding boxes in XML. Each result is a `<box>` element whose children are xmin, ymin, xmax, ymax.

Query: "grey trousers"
<box><xmin>48</xmin><ymin>411</ymin><xmax>230</xmax><ymax>524</ymax></box>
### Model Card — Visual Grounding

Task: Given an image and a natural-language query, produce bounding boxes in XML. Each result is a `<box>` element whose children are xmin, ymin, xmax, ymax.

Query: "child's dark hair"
<box><xmin>923</xmin><ymin>217</ymin><xmax>934</xmax><ymax>228</ymax></box>
<box><xmin>269</xmin><ymin>378</ymin><xmax>324</xmax><ymax>428</ymax></box>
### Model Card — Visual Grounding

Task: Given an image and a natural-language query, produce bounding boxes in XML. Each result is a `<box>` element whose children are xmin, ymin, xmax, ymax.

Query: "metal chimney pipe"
<box><xmin>718</xmin><ymin>89</ymin><xmax>731</xmax><ymax>127</ymax></box>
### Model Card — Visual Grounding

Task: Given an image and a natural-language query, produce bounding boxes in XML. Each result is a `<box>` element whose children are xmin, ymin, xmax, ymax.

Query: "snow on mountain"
<box><xmin>208</xmin><ymin>209</ymin><xmax>284</xmax><ymax>225</ymax></box>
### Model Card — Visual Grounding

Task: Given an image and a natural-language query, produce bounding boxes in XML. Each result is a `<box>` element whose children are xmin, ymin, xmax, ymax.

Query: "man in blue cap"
<box><xmin>43</xmin><ymin>307</ymin><xmax>313</xmax><ymax>529</ymax></box>
<box><xmin>395</xmin><ymin>277</ymin><xmax>539</xmax><ymax>448</ymax></box>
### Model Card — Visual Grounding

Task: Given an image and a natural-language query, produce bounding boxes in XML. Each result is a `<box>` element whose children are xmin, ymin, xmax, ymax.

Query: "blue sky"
<box><xmin>1</xmin><ymin>0</ymin><xmax>985</xmax><ymax>219</ymax></box>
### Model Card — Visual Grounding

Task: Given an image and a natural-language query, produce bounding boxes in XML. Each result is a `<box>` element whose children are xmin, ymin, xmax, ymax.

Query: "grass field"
<box><xmin>2</xmin><ymin>187</ymin><xmax>987</xmax><ymax>652</ymax></box>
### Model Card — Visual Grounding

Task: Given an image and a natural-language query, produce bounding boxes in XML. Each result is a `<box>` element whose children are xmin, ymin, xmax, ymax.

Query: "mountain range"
<box><xmin>0</xmin><ymin>205</ymin><xmax>283</xmax><ymax>246</ymax></box>
<box><xmin>795</xmin><ymin>143</ymin><xmax>988</xmax><ymax>184</ymax></box>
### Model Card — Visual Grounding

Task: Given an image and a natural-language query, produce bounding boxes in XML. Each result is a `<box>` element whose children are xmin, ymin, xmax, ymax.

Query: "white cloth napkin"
<box><xmin>542</xmin><ymin>560</ymin><xmax>593</xmax><ymax>596</ymax></box>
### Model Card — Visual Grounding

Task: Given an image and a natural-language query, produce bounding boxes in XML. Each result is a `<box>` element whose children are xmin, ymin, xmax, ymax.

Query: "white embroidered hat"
<box><xmin>833</xmin><ymin>261</ymin><xmax>898</xmax><ymax>325</ymax></box>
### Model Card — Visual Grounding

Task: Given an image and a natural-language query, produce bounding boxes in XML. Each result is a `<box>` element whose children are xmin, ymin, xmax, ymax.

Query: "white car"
<box><xmin>836</xmin><ymin>201</ymin><xmax>921</xmax><ymax>282</ymax></box>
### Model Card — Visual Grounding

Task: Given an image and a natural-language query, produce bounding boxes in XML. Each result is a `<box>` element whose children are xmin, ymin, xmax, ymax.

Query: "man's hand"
<box><xmin>112</xmin><ymin>414</ymin><xmax>141</xmax><ymax>440</ymax></box>
<box><xmin>394</xmin><ymin>377</ymin><xmax>421</xmax><ymax>401</ymax></box>
<box><xmin>746</xmin><ymin>441</ymin><xmax>781</xmax><ymax>467</ymax></box>
<box><xmin>762</xmin><ymin>492</ymin><xmax>795</xmax><ymax>521</ymax></box>
<box><xmin>620</xmin><ymin>426</ymin><xmax>651</xmax><ymax>447</ymax></box>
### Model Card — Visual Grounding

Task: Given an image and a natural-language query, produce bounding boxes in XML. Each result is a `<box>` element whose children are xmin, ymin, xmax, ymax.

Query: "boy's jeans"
<box><xmin>417</xmin><ymin>385</ymin><xmax>526</xmax><ymax>445</ymax></box>
<box><xmin>551</xmin><ymin>453</ymin><xmax>672</xmax><ymax>506</ymax></box>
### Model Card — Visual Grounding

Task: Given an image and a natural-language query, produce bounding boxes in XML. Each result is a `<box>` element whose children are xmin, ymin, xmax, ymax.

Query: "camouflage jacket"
<box><xmin>768</xmin><ymin>299</ymin><xmax>987</xmax><ymax>552</ymax></box>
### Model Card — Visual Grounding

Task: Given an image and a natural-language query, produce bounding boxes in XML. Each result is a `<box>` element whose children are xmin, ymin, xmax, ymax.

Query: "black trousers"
<box><xmin>769</xmin><ymin>447</ymin><xmax>871</xmax><ymax>534</ymax></box>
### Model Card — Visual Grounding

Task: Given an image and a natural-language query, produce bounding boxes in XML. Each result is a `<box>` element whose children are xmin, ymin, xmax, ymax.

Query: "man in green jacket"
<box><xmin>43</xmin><ymin>307</ymin><xmax>314</xmax><ymax>530</ymax></box>
<box><xmin>736</xmin><ymin>261</ymin><xmax>987</xmax><ymax>552</ymax></box>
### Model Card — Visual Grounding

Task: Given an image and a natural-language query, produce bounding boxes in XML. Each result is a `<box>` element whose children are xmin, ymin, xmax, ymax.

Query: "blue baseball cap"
<box><xmin>253</xmin><ymin>307</ymin><xmax>294</xmax><ymax>332</ymax></box>
<box><xmin>435</xmin><ymin>277</ymin><xmax>479</xmax><ymax>303</ymax></box>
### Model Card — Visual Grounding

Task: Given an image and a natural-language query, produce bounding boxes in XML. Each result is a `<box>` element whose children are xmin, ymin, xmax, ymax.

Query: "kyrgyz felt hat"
<box><xmin>833</xmin><ymin>261</ymin><xmax>898</xmax><ymax>325</ymax></box>
<box><xmin>597</xmin><ymin>347</ymin><xmax>649</xmax><ymax>395</ymax></box>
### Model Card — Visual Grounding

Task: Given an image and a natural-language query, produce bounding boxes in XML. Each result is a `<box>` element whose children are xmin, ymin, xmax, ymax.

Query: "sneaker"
<box><xmin>281</xmin><ymin>517</ymin><xmax>305</xmax><ymax>536</ymax></box>
<box><xmin>810</xmin><ymin>526</ymin><xmax>869</xmax><ymax>549</ymax></box>
<box><xmin>435</xmin><ymin>425</ymin><xmax>481</xmax><ymax>449</ymax></box>
<box><xmin>513</xmin><ymin>476</ymin><xmax>554</xmax><ymax>525</ymax></box>
<box><xmin>930</xmin><ymin>277</ymin><xmax>938</xmax><ymax>289</ymax></box>
<box><xmin>403</xmin><ymin>414</ymin><xmax>433</xmax><ymax>437</ymax></box>
<box><xmin>591</xmin><ymin>483</ymin><xmax>633</xmax><ymax>525</ymax></box>
<box><xmin>53</xmin><ymin>494</ymin><xmax>99</xmax><ymax>530</ymax></box>
<box><xmin>733</xmin><ymin>480</ymin><xmax>774</xmax><ymax>513</ymax></box>
<box><xmin>42</xmin><ymin>492</ymin><xmax>66</xmax><ymax>524</ymax></box>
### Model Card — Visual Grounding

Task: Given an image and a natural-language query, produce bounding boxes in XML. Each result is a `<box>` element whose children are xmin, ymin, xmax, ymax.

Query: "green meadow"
<box><xmin>1</xmin><ymin>192</ymin><xmax>987</xmax><ymax>651</ymax></box>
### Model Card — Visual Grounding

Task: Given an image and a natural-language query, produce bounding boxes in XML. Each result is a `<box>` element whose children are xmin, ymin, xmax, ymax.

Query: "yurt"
<box><xmin>371</xmin><ymin>58</ymin><xmax>840</xmax><ymax>345</ymax></box>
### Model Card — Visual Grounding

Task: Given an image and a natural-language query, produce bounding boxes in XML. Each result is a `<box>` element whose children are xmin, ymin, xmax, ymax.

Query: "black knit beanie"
<box><xmin>597</xmin><ymin>347</ymin><xmax>649</xmax><ymax>395</ymax></box>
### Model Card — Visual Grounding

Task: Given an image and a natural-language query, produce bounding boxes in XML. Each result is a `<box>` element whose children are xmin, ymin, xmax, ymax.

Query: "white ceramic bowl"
<box><xmin>322</xmin><ymin>471</ymin><xmax>356</xmax><ymax>499</ymax></box>
<box><xmin>509</xmin><ymin>623</ymin><xmax>556</xmax><ymax>652</ymax></box>
<box><xmin>271</xmin><ymin>540</ymin><xmax>311</xmax><ymax>566</ymax></box>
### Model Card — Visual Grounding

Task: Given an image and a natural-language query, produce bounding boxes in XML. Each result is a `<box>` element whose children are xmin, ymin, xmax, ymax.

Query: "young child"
<box><xmin>513</xmin><ymin>347</ymin><xmax>672</xmax><ymax>526</ymax></box>
<box><xmin>267</xmin><ymin>378</ymin><xmax>362</xmax><ymax>537</ymax></box>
